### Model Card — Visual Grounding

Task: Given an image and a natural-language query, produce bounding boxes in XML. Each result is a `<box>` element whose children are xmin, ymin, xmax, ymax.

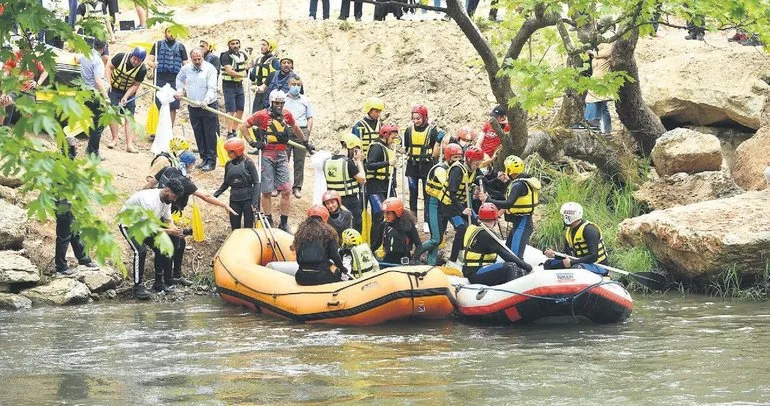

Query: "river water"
<box><xmin>1</xmin><ymin>294</ymin><xmax>768</xmax><ymax>405</ymax></box>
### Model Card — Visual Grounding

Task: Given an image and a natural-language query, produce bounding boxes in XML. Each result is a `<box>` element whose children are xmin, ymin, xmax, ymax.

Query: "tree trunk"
<box><xmin>610</xmin><ymin>28</ymin><xmax>666</xmax><ymax>156</ymax></box>
<box><xmin>553</xmin><ymin>53</ymin><xmax>587</xmax><ymax>128</ymax></box>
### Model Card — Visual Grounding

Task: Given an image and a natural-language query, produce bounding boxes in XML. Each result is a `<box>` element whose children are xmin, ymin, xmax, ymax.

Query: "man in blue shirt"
<box><xmin>284</xmin><ymin>75</ymin><xmax>314</xmax><ymax>198</ymax></box>
<box><xmin>175</xmin><ymin>49</ymin><xmax>218</xmax><ymax>171</ymax></box>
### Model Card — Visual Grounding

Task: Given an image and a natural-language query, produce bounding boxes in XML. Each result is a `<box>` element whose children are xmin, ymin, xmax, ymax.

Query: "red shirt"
<box><xmin>245</xmin><ymin>109</ymin><xmax>296</xmax><ymax>153</ymax></box>
<box><xmin>480</xmin><ymin>120</ymin><xmax>509</xmax><ymax>157</ymax></box>
<box><xmin>3</xmin><ymin>51</ymin><xmax>45</xmax><ymax>92</ymax></box>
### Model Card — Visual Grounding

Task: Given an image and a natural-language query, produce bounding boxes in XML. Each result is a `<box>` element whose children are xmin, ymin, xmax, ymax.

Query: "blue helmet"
<box><xmin>131</xmin><ymin>47</ymin><xmax>147</xmax><ymax>62</ymax></box>
<box><xmin>179</xmin><ymin>150</ymin><xmax>197</xmax><ymax>166</ymax></box>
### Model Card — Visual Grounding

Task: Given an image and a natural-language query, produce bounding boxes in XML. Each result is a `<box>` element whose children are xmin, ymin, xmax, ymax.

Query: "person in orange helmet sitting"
<box><xmin>371</xmin><ymin>197</ymin><xmax>421</xmax><ymax>265</ymax></box>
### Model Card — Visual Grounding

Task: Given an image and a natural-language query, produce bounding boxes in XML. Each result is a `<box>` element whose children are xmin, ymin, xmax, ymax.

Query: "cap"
<box><xmin>490</xmin><ymin>105</ymin><xmax>506</xmax><ymax>117</ymax></box>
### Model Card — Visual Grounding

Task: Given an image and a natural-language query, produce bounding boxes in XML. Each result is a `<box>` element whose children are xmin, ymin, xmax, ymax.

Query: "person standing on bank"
<box><xmin>220</xmin><ymin>38</ymin><xmax>250</xmax><ymax>138</ymax></box>
<box><xmin>249</xmin><ymin>38</ymin><xmax>280</xmax><ymax>113</ymax></box>
<box><xmin>147</xmin><ymin>27</ymin><xmax>189</xmax><ymax>127</ymax></box>
<box><xmin>175</xmin><ymin>48</ymin><xmax>219</xmax><ymax>172</ymax></box>
<box><xmin>104</xmin><ymin>47</ymin><xmax>147</xmax><ymax>153</ymax></box>
<box><xmin>403</xmin><ymin>104</ymin><xmax>442</xmax><ymax>233</ymax></box>
<box><xmin>213</xmin><ymin>138</ymin><xmax>260</xmax><ymax>230</ymax></box>
<box><xmin>78</xmin><ymin>38</ymin><xmax>108</xmax><ymax>161</ymax></box>
<box><xmin>284</xmin><ymin>75</ymin><xmax>314</xmax><ymax>199</ymax></box>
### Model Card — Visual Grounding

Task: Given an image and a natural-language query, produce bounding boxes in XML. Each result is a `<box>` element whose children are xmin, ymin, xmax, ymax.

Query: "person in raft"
<box><xmin>462</xmin><ymin>202</ymin><xmax>532</xmax><ymax>285</ymax></box>
<box><xmin>339</xmin><ymin>228</ymin><xmax>379</xmax><ymax>278</ymax></box>
<box><xmin>321</xmin><ymin>190</ymin><xmax>353</xmax><ymax>239</ymax></box>
<box><xmin>293</xmin><ymin>205</ymin><xmax>350</xmax><ymax>286</ymax></box>
<box><xmin>371</xmin><ymin>197</ymin><xmax>421</xmax><ymax>265</ymax></box>
<box><xmin>543</xmin><ymin>202</ymin><xmax>609</xmax><ymax>275</ymax></box>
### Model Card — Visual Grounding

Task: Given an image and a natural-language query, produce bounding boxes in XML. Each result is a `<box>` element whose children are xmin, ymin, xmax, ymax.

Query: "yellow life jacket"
<box><xmin>254</xmin><ymin>54</ymin><xmax>277</xmax><ymax>85</ymax></box>
<box><xmin>355</xmin><ymin>119</ymin><xmax>380</xmax><ymax>155</ymax></box>
<box><xmin>506</xmin><ymin>177</ymin><xmax>541</xmax><ymax>215</ymax></box>
<box><xmin>110</xmin><ymin>53</ymin><xmax>142</xmax><ymax>92</ymax></box>
<box><xmin>438</xmin><ymin>161</ymin><xmax>472</xmax><ymax>206</ymax></box>
<box><xmin>222</xmin><ymin>51</ymin><xmax>248</xmax><ymax>82</ymax></box>
<box><xmin>350</xmin><ymin>243</ymin><xmax>379</xmax><ymax>278</ymax></box>
<box><xmin>264</xmin><ymin>116</ymin><xmax>287</xmax><ymax>146</ymax></box>
<box><xmin>406</xmin><ymin>124</ymin><xmax>433</xmax><ymax>162</ymax></box>
<box><xmin>324</xmin><ymin>156</ymin><xmax>360</xmax><ymax>196</ymax></box>
<box><xmin>365</xmin><ymin>141</ymin><xmax>394</xmax><ymax>181</ymax></box>
<box><xmin>565</xmin><ymin>221</ymin><xmax>607</xmax><ymax>264</ymax></box>
<box><xmin>462</xmin><ymin>224</ymin><xmax>498</xmax><ymax>268</ymax></box>
<box><xmin>425</xmin><ymin>162</ymin><xmax>449</xmax><ymax>202</ymax></box>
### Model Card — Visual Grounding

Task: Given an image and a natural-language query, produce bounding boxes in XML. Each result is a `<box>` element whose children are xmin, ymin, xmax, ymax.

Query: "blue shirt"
<box><xmin>284</xmin><ymin>94</ymin><xmax>314</xmax><ymax>127</ymax></box>
<box><xmin>78</xmin><ymin>49</ymin><xmax>105</xmax><ymax>89</ymax></box>
<box><xmin>175</xmin><ymin>61</ymin><xmax>218</xmax><ymax>106</ymax></box>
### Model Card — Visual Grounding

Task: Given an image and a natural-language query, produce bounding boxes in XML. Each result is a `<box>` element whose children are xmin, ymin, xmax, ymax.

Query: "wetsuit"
<box><xmin>295</xmin><ymin>238</ymin><xmax>348</xmax><ymax>286</ymax></box>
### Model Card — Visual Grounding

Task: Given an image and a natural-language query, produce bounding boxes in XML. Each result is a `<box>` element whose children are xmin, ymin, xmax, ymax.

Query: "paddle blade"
<box><xmin>216</xmin><ymin>137</ymin><xmax>227</xmax><ymax>166</ymax></box>
<box><xmin>361</xmin><ymin>208</ymin><xmax>371</xmax><ymax>244</ymax></box>
<box><xmin>145</xmin><ymin>103</ymin><xmax>159</xmax><ymax>135</ymax></box>
<box><xmin>191</xmin><ymin>199</ymin><xmax>205</xmax><ymax>242</ymax></box>
<box><xmin>628</xmin><ymin>271</ymin><xmax>667</xmax><ymax>291</ymax></box>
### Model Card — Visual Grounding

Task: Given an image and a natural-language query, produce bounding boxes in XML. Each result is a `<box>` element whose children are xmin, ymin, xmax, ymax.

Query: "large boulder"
<box><xmin>21</xmin><ymin>278</ymin><xmax>90</xmax><ymax>305</ymax></box>
<box><xmin>634</xmin><ymin>170</ymin><xmax>743</xmax><ymax>211</ymax></box>
<box><xmin>618</xmin><ymin>190</ymin><xmax>770</xmax><ymax>280</ymax></box>
<box><xmin>0</xmin><ymin>251</ymin><xmax>40</xmax><ymax>284</ymax></box>
<box><xmin>0</xmin><ymin>293</ymin><xmax>32</xmax><ymax>310</ymax></box>
<box><xmin>732</xmin><ymin>126</ymin><xmax>770</xmax><ymax>191</ymax></box>
<box><xmin>0</xmin><ymin>199</ymin><xmax>26</xmax><ymax>250</ymax></box>
<box><xmin>73</xmin><ymin>267</ymin><xmax>122</xmax><ymax>293</ymax></box>
<box><xmin>640</xmin><ymin>45</ymin><xmax>770</xmax><ymax>130</ymax></box>
<box><xmin>650</xmin><ymin>128</ymin><xmax>723</xmax><ymax>176</ymax></box>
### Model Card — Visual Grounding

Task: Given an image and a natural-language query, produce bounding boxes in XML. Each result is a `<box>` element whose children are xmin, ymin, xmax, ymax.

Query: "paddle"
<box><xmin>551</xmin><ymin>251</ymin><xmax>667</xmax><ymax>290</ymax></box>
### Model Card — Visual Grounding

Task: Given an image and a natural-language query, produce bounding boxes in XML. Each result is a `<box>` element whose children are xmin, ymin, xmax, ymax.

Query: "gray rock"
<box><xmin>0</xmin><ymin>174</ymin><xmax>23</xmax><ymax>188</ymax></box>
<box><xmin>0</xmin><ymin>293</ymin><xmax>32</xmax><ymax>310</ymax></box>
<box><xmin>733</xmin><ymin>126</ymin><xmax>770</xmax><ymax>191</ymax></box>
<box><xmin>0</xmin><ymin>200</ymin><xmax>26</xmax><ymax>250</ymax></box>
<box><xmin>89</xmin><ymin>293</ymin><xmax>100</xmax><ymax>301</ymax></box>
<box><xmin>651</xmin><ymin>128</ymin><xmax>723</xmax><ymax>176</ymax></box>
<box><xmin>104</xmin><ymin>289</ymin><xmax>117</xmax><ymax>299</ymax></box>
<box><xmin>21</xmin><ymin>278</ymin><xmax>90</xmax><ymax>305</ymax></box>
<box><xmin>634</xmin><ymin>170</ymin><xmax>743</xmax><ymax>210</ymax></box>
<box><xmin>0</xmin><ymin>251</ymin><xmax>39</xmax><ymax>284</ymax></box>
<box><xmin>74</xmin><ymin>267</ymin><xmax>122</xmax><ymax>293</ymax></box>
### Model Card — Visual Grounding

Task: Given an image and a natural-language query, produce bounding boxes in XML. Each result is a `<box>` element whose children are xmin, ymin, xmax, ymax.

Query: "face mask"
<box><xmin>289</xmin><ymin>85</ymin><xmax>301</xmax><ymax>96</ymax></box>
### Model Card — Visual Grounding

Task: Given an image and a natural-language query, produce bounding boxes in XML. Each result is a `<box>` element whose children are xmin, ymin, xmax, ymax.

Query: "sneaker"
<box><xmin>135</xmin><ymin>24</ymin><xmax>147</xmax><ymax>30</ymax></box>
<box><xmin>444</xmin><ymin>260</ymin><xmax>462</xmax><ymax>270</ymax></box>
<box><xmin>153</xmin><ymin>283</ymin><xmax>181</xmax><ymax>294</ymax></box>
<box><xmin>55</xmin><ymin>268</ymin><xmax>75</xmax><ymax>276</ymax></box>
<box><xmin>292</xmin><ymin>188</ymin><xmax>302</xmax><ymax>199</ymax></box>
<box><xmin>78</xmin><ymin>260</ymin><xmax>99</xmax><ymax>270</ymax></box>
<box><xmin>279</xmin><ymin>223</ymin><xmax>292</xmax><ymax>234</ymax></box>
<box><xmin>170</xmin><ymin>277</ymin><xmax>194</xmax><ymax>287</ymax></box>
<box><xmin>133</xmin><ymin>284</ymin><xmax>151</xmax><ymax>300</ymax></box>
<box><xmin>422</xmin><ymin>222</ymin><xmax>430</xmax><ymax>234</ymax></box>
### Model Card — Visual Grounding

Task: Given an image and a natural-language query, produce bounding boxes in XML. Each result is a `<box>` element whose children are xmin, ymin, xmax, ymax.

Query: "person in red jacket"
<box><xmin>476</xmin><ymin>105</ymin><xmax>510</xmax><ymax>168</ymax></box>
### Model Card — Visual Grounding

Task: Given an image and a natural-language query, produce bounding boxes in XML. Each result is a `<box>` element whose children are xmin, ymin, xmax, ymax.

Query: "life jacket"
<box><xmin>354</xmin><ymin>118</ymin><xmax>380</xmax><ymax>155</ymax></box>
<box><xmin>156</xmin><ymin>40</ymin><xmax>183</xmax><ymax>75</ymax></box>
<box><xmin>425</xmin><ymin>162</ymin><xmax>449</xmax><ymax>202</ymax></box>
<box><xmin>110</xmin><ymin>53</ymin><xmax>142</xmax><ymax>92</ymax></box>
<box><xmin>406</xmin><ymin>124</ymin><xmax>434</xmax><ymax>162</ymax></box>
<box><xmin>382</xmin><ymin>222</ymin><xmax>410</xmax><ymax>257</ymax></box>
<box><xmin>263</xmin><ymin>114</ymin><xmax>289</xmax><ymax>151</ymax></box>
<box><xmin>324</xmin><ymin>155</ymin><xmax>360</xmax><ymax>196</ymax></box>
<box><xmin>80</xmin><ymin>0</ymin><xmax>105</xmax><ymax>23</ymax></box>
<box><xmin>297</xmin><ymin>240</ymin><xmax>327</xmax><ymax>265</ymax></box>
<box><xmin>463</xmin><ymin>224</ymin><xmax>498</xmax><ymax>268</ymax></box>
<box><xmin>151</xmin><ymin>152</ymin><xmax>179</xmax><ymax>170</ymax></box>
<box><xmin>365</xmin><ymin>140</ymin><xmax>394</xmax><ymax>181</ymax></box>
<box><xmin>224</xmin><ymin>158</ymin><xmax>252</xmax><ymax>189</ymax></box>
<box><xmin>565</xmin><ymin>221</ymin><xmax>608</xmax><ymax>264</ymax></box>
<box><xmin>254</xmin><ymin>54</ymin><xmax>277</xmax><ymax>85</ymax></box>
<box><xmin>350</xmin><ymin>243</ymin><xmax>378</xmax><ymax>278</ymax></box>
<box><xmin>221</xmin><ymin>50</ymin><xmax>248</xmax><ymax>83</ymax></box>
<box><xmin>328</xmin><ymin>209</ymin><xmax>352</xmax><ymax>237</ymax></box>
<box><xmin>438</xmin><ymin>161</ymin><xmax>472</xmax><ymax>205</ymax></box>
<box><xmin>506</xmin><ymin>177</ymin><xmax>541</xmax><ymax>215</ymax></box>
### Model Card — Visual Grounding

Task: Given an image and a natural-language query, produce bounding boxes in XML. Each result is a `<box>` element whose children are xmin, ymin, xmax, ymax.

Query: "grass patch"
<box><xmin>704</xmin><ymin>264</ymin><xmax>769</xmax><ymax>301</ymax></box>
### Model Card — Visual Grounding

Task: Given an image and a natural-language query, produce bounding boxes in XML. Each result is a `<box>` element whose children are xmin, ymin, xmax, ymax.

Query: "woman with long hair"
<box><xmin>371</xmin><ymin>198</ymin><xmax>421</xmax><ymax>265</ymax></box>
<box><xmin>292</xmin><ymin>205</ymin><xmax>349</xmax><ymax>286</ymax></box>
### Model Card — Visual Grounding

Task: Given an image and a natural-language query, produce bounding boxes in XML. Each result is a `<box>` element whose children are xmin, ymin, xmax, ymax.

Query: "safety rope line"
<box><xmin>455</xmin><ymin>279</ymin><xmax>623</xmax><ymax>305</ymax></box>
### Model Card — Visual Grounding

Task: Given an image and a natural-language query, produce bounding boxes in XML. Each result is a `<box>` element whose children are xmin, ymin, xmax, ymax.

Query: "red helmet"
<box><xmin>464</xmin><ymin>145</ymin><xmax>484</xmax><ymax>162</ymax></box>
<box><xmin>321</xmin><ymin>190</ymin><xmax>342</xmax><ymax>207</ymax></box>
<box><xmin>379</xmin><ymin>123</ymin><xmax>399</xmax><ymax>139</ymax></box>
<box><xmin>382</xmin><ymin>197</ymin><xmax>404</xmax><ymax>218</ymax></box>
<box><xmin>307</xmin><ymin>204</ymin><xmax>330</xmax><ymax>223</ymax></box>
<box><xmin>478</xmin><ymin>203</ymin><xmax>498</xmax><ymax>221</ymax></box>
<box><xmin>456</xmin><ymin>127</ymin><xmax>476</xmax><ymax>142</ymax></box>
<box><xmin>411</xmin><ymin>104</ymin><xmax>428</xmax><ymax>121</ymax></box>
<box><xmin>444</xmin><ymin>143</ymin><xmax>463</xmax><ymax>161</ymax></box>
<box><xmin>224</xmin><ymin>138</ymin><xmax>245</xmax><ymax>156</ymax></box>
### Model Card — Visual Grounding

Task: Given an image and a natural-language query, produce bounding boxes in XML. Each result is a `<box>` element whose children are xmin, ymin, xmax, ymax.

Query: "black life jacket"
<box><xmin>383</xmin><ymin>222</ymin><xmax>410</xmax><ymax>256</ymax></box>
<box><xmin>297</xmin><ymin>240</ymin><xmax>327</xmax><ymax>265</ymax></box>
<box><xmin>225</xmin><ymin>158</ymin><xmax>252</xmax><ymax>189</ymax></box>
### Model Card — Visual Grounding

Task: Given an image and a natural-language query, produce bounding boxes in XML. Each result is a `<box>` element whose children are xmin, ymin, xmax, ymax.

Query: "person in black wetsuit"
<box><xmin>462</xmin><ymin>203</ymin><xmax>532</xmax><ymax>286</ymax></box>
<box><xmin>322</xmin><ymin>190</ymin><xmax>353</xmax><ymax>239</ymax></box>
<box><xmin>212</xmin><ymin>138</ymin><xmax>260</xmax><ymax>230</ymax></box>
<box><xmin>544</xmin><ymin>202</ymin><xmax>609</xmax><ymax>276</ymax></box>
<box><xmin>371</xmin><ymin>197</ymin><xmax>421</xmax><ymax>265</ymax></box>
<box><xmin>294</xmin><ymin>205</ymin><xmax>349</xmax><ymax>286</ymax></box>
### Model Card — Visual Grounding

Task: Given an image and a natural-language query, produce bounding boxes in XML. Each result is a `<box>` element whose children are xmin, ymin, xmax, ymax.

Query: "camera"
<box><xmin>182</xmin><ymin>228</ymin><xmax>193</xmax><ymax>236</ymax></box>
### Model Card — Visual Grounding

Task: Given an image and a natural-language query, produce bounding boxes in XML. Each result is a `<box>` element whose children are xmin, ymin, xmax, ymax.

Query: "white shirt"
<box><xmin>285</xmin><ymin>94</ymin><xmax>314</xmax><ymax>127</ymax></box>
<box><xmin>120</xmin><ymin>189</ymin><xmax>172</xmax><ymax>222</ymax></box>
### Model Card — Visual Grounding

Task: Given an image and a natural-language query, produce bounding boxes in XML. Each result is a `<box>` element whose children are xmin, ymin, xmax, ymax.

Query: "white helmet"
<box><xmin>269</xmin><ymin>89</ymin><xmax>287</xmax><ymax>104</ymax></box>
<box><xmin>560</xmin><ymin>202</ymin><xmax>583</xmax><ymax>225</ymax></box>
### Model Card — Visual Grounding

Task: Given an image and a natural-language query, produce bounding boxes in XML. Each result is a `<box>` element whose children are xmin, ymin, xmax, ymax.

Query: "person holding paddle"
<box><xmin>544</xmin><ymin>202</ymin><xmax>609</xmax><ymax>275</ymax></box>
<box><xmin>364</xmin><ymin>123</ymin><xmax>398</xmax><ymax>242</ymax></box>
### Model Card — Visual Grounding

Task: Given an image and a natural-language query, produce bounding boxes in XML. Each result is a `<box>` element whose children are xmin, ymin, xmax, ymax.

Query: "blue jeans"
<box><xmin>585</xmin><ymin>101</ymin><xmax>611</xmax><ymax>134</ymax></box>
<box><xmin>309</xmin><ymin>0</ymin><xmax>330</xmax><ymax>19</ymax></box>
<box><xmin>422</xmin><ymin>0</ymin><xmax>442</xmax><ymax>14</ymax></box>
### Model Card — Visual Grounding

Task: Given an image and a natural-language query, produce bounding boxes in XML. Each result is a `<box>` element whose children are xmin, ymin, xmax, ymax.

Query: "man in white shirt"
<box><xmin>78</xmin><ymin>39</ymin><xmax>109</xmax><ymax>160</ymax></box>
<box><xmin>283</xmin><ymin>76</ymin><xmax>314</xmax><ymax>198</ymax></box>
<box><xmin>175</xmin><ymin>48</ymin><xmax>219</xmax><ymax>171</ymax></box>
<box><xmin>118</xmin><ymin>178</ymin><xmax>185</xmax><ymax>300</ymax></box>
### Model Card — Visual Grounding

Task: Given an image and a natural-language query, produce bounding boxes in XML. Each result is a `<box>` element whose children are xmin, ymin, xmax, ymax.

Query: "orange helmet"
<box><xmin>456</xmin><ymin>127</ymin><xmax>476</xmax><ymax>142</ymax></box>
<box><xmin>382</xmin><ymin>197</ymin><xmax>404</xmax><ymax>218</ymax></box>
<box><xmin>307</xmin><ymin>204</ymin><xmax>330</xmax><ymax>223</ymax></box>
<box><xmin>464</xmin><ymin>145</ymin><xmax>484</xmax><ymax>162</ymax></box>
<box><xmin>478</xmin><ymin>203</ymin><xmax>498</xmax><ymax>221</ymax></box>
<box><xmin>444</xmin><ymin>143</ymin><xmax>463</xmax><ymax>161</ymax></box>
<box><xmin>321</xmin><ymin>190</ymin><xmax>342</xmax><ymax>207</ymax></box>
<box><xmin>224</xmin><ymin>138</ymin><xmax>245</xmax><ymax>156</ymax></box>
<box><xmin>411</xmin><ymin>104</ymin><xmax>428</xmax><ymax>121</ymax></box>
<box><xmin>379</xmin><ymin>123</ymin><xmax>399</xmax><ymax>139</ymax></box>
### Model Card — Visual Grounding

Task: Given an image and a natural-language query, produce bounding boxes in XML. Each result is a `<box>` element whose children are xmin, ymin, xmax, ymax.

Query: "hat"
<box><xmin>490</xmin><ymin>105</ymin><xmax>506</xmax><ymax>117</ymax></box>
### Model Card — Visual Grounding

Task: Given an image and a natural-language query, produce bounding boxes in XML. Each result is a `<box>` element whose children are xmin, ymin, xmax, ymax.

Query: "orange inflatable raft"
<box><xmin>213</xmin><ymin>228</ymin><xmax>457</xmax><ymax>326</ymax></box>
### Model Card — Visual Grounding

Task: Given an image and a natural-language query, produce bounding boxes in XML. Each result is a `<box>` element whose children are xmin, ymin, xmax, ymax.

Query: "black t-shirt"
<box><xmin>110</xmin><ymin>53</ymin><xmax>148</xmax><ymax>84</ymax></box>
<box><xmin>155</xmin><ymin>167</ymin><xmax>197</xmax><ymax>212</ymax></box>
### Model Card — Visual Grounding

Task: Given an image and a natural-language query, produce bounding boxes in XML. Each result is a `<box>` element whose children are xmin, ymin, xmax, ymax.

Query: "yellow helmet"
<box><xmin>504</xmin><ymin>155</ymin><xmax>525</xmax><ymax>176</ymax></box>
<box><xmin>169</xmin><ymin>137</ymin><xmax>191</xmax><ymax>155</ymax></box>
<box><xmin>362</xmin><ymin>97</ymin><xmax>385</xmax><ymax>114</ymax></box>
<box><xmin>340</xmin><ymin>133</ymin><xmax>363</xmax><ymax>150</ymax></box>
<box><xmin>199</xmin><ymin>39</ymin><xmax>215</xmax><ymax>51</ymax></box>
<box><xmin>261</xmin><ymin>38</ymin><xmax>277</xmax><ymax>52</ymax></box>
<box><xmin>342</xmin><ymin>228</ymin><xmax>362</xmax><ymax>248</ymax></box>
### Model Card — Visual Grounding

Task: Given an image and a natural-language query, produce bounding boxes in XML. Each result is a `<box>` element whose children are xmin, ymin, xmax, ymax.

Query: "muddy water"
<box><xmin>1</xmin><ymin>294</ymin><xmax>768</xmax><ymax>405</ymax></box>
